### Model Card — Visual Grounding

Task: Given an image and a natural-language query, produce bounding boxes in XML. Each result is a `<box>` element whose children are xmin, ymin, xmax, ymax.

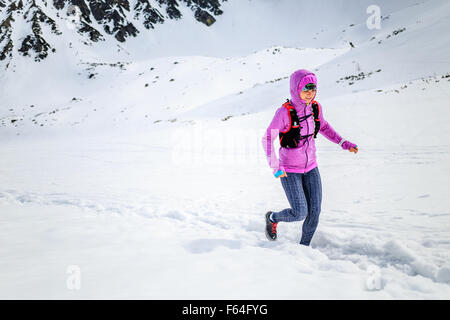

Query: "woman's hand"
<box><xmin>342</xmin><ymin>141</ymin><xmax>358</xmax><ymax>154</ymax></box>
<box><xmin>273</xmin><ymin>169</ymin><xmax>287</xmax><ymax>178</ymax></box>
<box><xmin>349</xmin><ymin>146</ymin><xmax>358</xmax><ymax>154</ymax></box>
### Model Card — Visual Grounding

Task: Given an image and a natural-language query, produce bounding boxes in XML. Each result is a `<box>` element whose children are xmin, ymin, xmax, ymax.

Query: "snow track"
<box><xmin>1</xmin><ymin>136</ymin><xmax>449</xmax><ymax>298</ymax></box>
<box><xmin>1</xmin><ymin>0</ymin><xmax>449</xmax><ymax>299</ymax></box>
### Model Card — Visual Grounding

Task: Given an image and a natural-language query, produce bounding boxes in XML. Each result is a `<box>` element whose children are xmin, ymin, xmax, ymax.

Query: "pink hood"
<box><xmin>290</xmin><ymin>69</ymin><xmax>318</xmax><ymax>108</ymax></box>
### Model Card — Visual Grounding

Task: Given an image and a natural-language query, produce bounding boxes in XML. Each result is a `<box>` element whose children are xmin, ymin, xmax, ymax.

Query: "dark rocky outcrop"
<box><xmin>88</xmin><ymin>0</ymin><xmax>139</xmax><ymax>42</ymax></box>
<box><xmin>17</xmin><ymin>1</ymin><xmax>62</xmax><ymax>61</ymax></box>
<box><xmin>194</xmin><ymin>8</ymin><xmax>215</xmax><ymax>26</ymax></box>
<box><xmin>134</xmin><ymin>0</ymin><xmax>165</xmax><ymax>29</ymax></box>
<box><xmin>0</xmin><ymin>0</ymin><xmax>227</xmax><ymax>66</ymax></box>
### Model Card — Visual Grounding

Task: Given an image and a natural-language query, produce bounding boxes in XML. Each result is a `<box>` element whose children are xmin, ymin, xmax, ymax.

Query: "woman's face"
<box><xmin>300</xmin><ymin>89</ymin><xmax>316</xmax><ymax>104</ymax></box>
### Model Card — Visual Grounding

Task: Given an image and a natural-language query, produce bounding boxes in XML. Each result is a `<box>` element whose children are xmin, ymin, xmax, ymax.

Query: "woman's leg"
<box><xmin>271</xmin><ymin>172</ymin><xmax>308</xmax><ymax>223</ymax></box>
<box><xmin>299</xmin><ymin>167</ymin><xmax>322</xmax><ymax>246</ymax></box>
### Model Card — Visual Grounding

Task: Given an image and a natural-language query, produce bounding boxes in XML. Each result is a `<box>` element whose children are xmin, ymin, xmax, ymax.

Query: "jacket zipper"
<box><xmin>303</xmin><ymin>104</ymin><xmax>309</xmax><ymax>170</ymax></box>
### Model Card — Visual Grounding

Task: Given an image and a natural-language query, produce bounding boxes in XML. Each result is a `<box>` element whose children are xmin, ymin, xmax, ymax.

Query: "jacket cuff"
<box><xmin>272</xmin><ymin>166</ymin><xmax>285</xmax><ymax>174</ymax></box>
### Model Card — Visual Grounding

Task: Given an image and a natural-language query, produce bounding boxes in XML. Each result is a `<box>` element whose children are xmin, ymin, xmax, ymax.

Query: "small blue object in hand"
<box><xmin>274</xmin><ymin>170</ymin><xmax>285</xmax><ymax>178</ymax></box>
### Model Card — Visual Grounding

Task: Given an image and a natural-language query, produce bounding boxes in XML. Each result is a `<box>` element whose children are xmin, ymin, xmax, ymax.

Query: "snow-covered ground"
<box><xmin>1</xmin><ymin>0</ymin><xmax>450</xmax><ymax>299</ymax></box>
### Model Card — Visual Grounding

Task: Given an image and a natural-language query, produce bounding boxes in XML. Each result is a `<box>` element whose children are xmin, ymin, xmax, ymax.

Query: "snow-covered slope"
<box><xmin>0</xmin><ymin>0</ymin><xmax>449</xmax><ymax>299</ymax></box>
<box><xmin>2</xmin><ymin>0</ymin><xmax>450</xmax><ymax>137</ymax></box>
<box><xmin>0</xmin><ymin>0</ymin><xmax>227</xmax><ymax>68</ymax></box>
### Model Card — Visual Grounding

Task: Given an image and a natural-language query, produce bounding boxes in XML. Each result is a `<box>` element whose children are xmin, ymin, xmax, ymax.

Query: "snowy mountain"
<box><xmin>0</xmin><ymin>0</ymin><xmax>225</xmax><ymax>67</ymax></box>
<box><xmin>0</xmin><ymin>0</ymin><xmax>450</xmax><ymax>299</ymax></box>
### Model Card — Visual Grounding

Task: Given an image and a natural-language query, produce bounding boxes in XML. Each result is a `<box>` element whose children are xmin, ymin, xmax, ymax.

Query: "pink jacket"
<box><xmin>262</xmin><ymin>69</ymin><xmax>355</xmax><ymax>173</ymax></box>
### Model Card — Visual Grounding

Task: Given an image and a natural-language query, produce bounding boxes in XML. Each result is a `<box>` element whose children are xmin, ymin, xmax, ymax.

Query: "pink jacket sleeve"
<box><xmin>262</xmin><ymin>107</ymin><xmax>288</xmax><ymax>172</ymax></box>
<box><xmin>317</xmin><ymin>102</ymin><xmax>345</xmax><ymax>147</ymax></box>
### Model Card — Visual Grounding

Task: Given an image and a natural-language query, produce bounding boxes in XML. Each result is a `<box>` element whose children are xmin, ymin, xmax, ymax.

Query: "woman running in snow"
<box><xmin>262</xmin><ymin>69</ymin><xmax>358</xmax><ymax>246</ymax></box>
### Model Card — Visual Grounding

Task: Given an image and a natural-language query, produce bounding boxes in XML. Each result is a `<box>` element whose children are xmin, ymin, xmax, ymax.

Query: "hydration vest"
<box><xmin>279</xmin><ymin>100</ymin><xmax>321</xmax><ymax>148</ymax></box>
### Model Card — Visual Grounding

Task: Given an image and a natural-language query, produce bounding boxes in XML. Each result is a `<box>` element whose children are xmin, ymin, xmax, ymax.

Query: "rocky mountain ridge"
<box><xmin>0</xmin><ymin>0</ymin><xmax>226</xmax><ymax>67</ymax></box>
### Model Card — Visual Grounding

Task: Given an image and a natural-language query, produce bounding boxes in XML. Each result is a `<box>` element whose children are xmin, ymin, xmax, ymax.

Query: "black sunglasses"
<box><xmin>301</xmin><ymin>83</ymin><xmax>316</xmax><ymax>92</ymax></box>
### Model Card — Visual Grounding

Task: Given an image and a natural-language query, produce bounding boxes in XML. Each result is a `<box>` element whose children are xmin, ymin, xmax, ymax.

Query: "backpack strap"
<box><xmin>280</xmin><ymin>100</ymin><xmax>296</xmax><ymax>133</ymax></box>
<box><xmin>311</xmin><ymin>100</ymin><xmax>321</xmax><ymax>138</ymax></box>
<box><xmin>281</xmin><ymin>99</ymin><xmax>317</xmax><ymax>135</ymax></box>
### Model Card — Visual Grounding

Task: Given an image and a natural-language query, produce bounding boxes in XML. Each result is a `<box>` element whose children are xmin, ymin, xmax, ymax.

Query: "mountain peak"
<box><xmin>0</xmin><ymin>0</ymin><xmax>227</xmax><ymax>68</ymax></box>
